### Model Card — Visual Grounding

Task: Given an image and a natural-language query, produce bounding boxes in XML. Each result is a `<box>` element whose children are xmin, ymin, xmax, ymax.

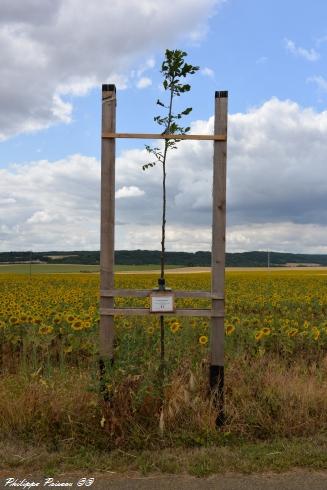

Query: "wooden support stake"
<box><xmin>210</xmin><ymin>90</ymin><xmax>228</xmax><ymax>427</ymax></box>
<box><xmin>99</xmin><ymin>84</ymin><xmax>116</xmax><ymax>398</ymax></box>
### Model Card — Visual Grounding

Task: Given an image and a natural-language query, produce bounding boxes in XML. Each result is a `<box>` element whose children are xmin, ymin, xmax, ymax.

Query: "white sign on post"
<box><xmin>150</xmin><ymin>292</ymin><xmax>175</xmax><ymax>313</ymax></box>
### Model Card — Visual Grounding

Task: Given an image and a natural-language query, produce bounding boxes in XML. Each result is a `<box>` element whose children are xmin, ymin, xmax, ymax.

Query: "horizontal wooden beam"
<box><xmin>100</xmin><ymin>289</ymin><xmax>224</xmax><ymax>300</ymax></box>
<box><xmin>102</xmin><ymin>132</ymin><xmax>226</xmax><ymax>141</ymax></box>
<box><xmin>100</xmin><ymin>307</ymin><xmax>223</xmax><ymax>317</ymax></box>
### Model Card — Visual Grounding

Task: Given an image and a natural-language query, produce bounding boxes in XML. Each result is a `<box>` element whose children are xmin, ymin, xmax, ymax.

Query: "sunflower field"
<box><xmin>0</xmin><ymin>270</ymin><xmax>326</xmax><ymax>448</ymax></box>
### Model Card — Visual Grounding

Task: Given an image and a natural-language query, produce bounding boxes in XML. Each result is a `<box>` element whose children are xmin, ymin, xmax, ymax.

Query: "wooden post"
<box><xmin>99</xmin><ymin>84</ymin><xmax>116</xmax><ymax>399</ymax></box>
<box><xmin>210</xmin><ymin>90</ymin><xmax>228</xmax><ymax>426</ymax></box>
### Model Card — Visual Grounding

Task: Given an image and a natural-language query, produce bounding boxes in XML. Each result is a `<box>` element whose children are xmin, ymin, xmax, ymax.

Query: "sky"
<box><xmin>1</xmin><ymin>0</ymin><xmax>327</xmax><ymax>253</ymax></box>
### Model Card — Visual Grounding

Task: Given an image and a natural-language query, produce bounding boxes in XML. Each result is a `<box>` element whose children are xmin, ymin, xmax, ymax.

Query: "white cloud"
<box><xmin>136</xmin><ymin>57</ymin><xmax>156</xmax><ymax>77</ymax></box>
<box><xmin>116</xmin><ymin>186</ymin><xmax>145</xmax><ymax>199</ymax></box>
<box><xmin>201</xmin><ymin>67</ymin><xmax>214</xmax><ymax>77</ymax></box>
<box><xmin>51</xmin><ymin>95</ymin><xmax>73</xmax><ymax>123</ymax></box>
<box><xmin>123</xmin><ymin>225</ymin><xmax>211</xmax><ymax>251</ymax></box>
<box><xmin>0</xmin><ymin>154</ymin><xmax>101</xmax><ymax>251</ymax></box>
<box><xmin>136</xmin><ymin>77</ymin><xmax>152</xmax><ymax>89</ymax></box>
<box><xmin>0</xmin><ymin>0</ymin><xmax>219</xmax><ymax>140</ymax></box>
<box><xmin>307</xmin><ymin>75</ymin><xmax>327</xmax><ymax>93</ymax></box>
<box><xmin>27</xmin><ymin>210</ymin><xmax>60</xmax><ymax>224</ymax></box>
<box><xmin>2</xmin><ymin>98</ymin><xmax>327</xmax><ymax>253</ymax></box>
<box><xmin>109</xmin><ymin>74</ymin><xmax>129</xmax><ymax>91</ymax></box>
<box><xmin>57</xmin><ymin>76</ymin><xmax>98</xmax><ymax>96</ymax></box>
<box><xmin>227</xmin><ymin>223</ymin><xmax>327</xmax><ymax>254</ymax></box>
<box><xmin>284</xmin><ymin>38</ymin><xmax>320</xmax><ymax>61</ymax></box>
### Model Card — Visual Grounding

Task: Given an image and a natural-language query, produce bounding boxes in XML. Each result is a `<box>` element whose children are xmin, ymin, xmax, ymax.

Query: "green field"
<box><xmin>0</xmin><ymin>263</ymin><xmax>182</xmax><ymax>274</ymax></box>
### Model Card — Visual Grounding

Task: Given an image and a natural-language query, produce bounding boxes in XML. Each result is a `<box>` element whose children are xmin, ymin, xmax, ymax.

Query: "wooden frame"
<box><xmin>99</xmin><ymin>84</ymin><xmax>228</xmax><ymax>425</ymax></box>
<box><xmin>102</xmin><ymin>132</ymin><xmax>226</xmax><ymax>141</ymax></box>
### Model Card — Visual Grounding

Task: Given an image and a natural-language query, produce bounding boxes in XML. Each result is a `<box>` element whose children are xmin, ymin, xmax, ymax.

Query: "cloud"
<box><xmin>2</xmin><ymin>98</ymin><xmax>327</xmax><ymax>253</ymax></box>
<box><xmin>0</xmin><ymin>0</ymin><xmax>219</xmax><ymax>140</ymax></box>
<box><xmin>284</xmin><ymin>38</ymin><xmax>320</xmax><ymax>61</ymax></box>
<box><xmin>51</xmin><ymin>95</ymin><xmax>73</xmax><ymax>123</ymax></box>
<box><xmin>201</xmin><ymin>67</ymin><xmax>215</xmax><ymax>77</ymax></box>
<box><xmin>307</xmin><ymin>75</ymin><xmax>327</xmax><ymax>93</ymax></box>
<box><xmin>116</xmin><ymin>186</ymin><xmax>145</xmax><ymax>199</ymax></box>
<box><xmin>27</xmin><ymin>210</ymin><xmax>60</xmax><ymax>224</ymax></box>
<box><xmin>136</xmin><ymin>77</ymin><xmax>152</xmax><ymax>89</ymax></box>
<box><xmin>0</xmin><ymin>154</ymin><xmax>100</xmax><ymax>251</ymax></box>
<box><xmin>136</xmin><ymin>57</ymin><xmax>156</xmax><ymax>77</ymax></box>
<box><xmin>227</xmin><ymin>222</ymin><xmax>327</xmax><ymax>254</ymax></box>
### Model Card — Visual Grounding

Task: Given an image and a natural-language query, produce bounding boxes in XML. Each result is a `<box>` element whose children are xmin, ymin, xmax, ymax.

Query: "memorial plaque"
<box><xmin>150</xmin><ymin>292</ymin><xmax>175</xmax><ymax>313</ymax></box>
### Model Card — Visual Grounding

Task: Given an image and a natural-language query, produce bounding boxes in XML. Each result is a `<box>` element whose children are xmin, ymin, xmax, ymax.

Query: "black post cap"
<box><xmin>102</xmin><ymin>84</ymin><xmax>116</xmax><ymax>92</ymax></box>
<box><xmin>215</xmin><ymin>90</ymin><xmax>228</xmax><ymax>98</ymax></box>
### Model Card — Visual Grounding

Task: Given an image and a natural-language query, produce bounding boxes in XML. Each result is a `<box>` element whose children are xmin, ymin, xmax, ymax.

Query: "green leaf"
<box><xmin>143</xmin><ymin>49</ymin><xmax>199</xmax><ymax>179</ymax></box>
<box><xmin>181</xmin><ymin>107</ymin><xmax>192</xmax><ymax>116</ymax></box>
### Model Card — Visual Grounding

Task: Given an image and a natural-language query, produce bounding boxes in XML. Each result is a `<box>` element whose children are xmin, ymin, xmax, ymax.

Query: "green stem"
<box><xmin>160</xmin><ymin>82</ymin><xmax>174</xmax><ymax>282</ymax></box>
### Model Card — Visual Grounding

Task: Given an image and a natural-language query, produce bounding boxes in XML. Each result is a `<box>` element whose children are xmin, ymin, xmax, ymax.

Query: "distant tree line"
<box><xmin>1</xmin><ymin>250</ymin><xmax>327</xmax><ymax>267</ymax></box>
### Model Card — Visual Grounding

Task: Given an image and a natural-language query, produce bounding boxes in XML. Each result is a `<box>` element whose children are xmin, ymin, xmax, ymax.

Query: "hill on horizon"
<box><xmin>1</xmin><ymin>250</ymin><xmax>327</xmax><ymax>267</ymax></box>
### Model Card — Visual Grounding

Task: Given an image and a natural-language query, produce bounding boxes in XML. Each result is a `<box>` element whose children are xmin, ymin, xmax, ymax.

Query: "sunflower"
<box><xmin>39</xmin><ymin>325</ymin><xmax>54</xmax><ymax>335</ymax></box>
<box><xmin>147</xmin><ymin>326</ymin><xmax>155</xmax><ymax>335</ymax></box>
<box><xmin>71</xmin><ymin>320</ymin><xmax>84</xmax><ymax>331</ymax></box>
<box><xmin>170</xmin><ymin>321</ymin><xmax>180</xmax><ymax>334</ymax></box>
<box><xmin>252</xmin><ymin>318</ymin><xmax>260</xmax><ymax>327</ymax></box>
<box><xmin>66</xmin><ymin>314</ymin><xmax>75</xmax><ymax>323</ymax></box>
<box><xmin>199</xmin><ymin>335</ymin><xmax>208</xmax><ymax>345</ymax></box>
<box><xmin>255</xmin><ymin>331</ymin><xmax>264</xmax><ymax>341</ymax></box>
<box><xmin>261</xmin><ymin>327</ymin><xmax>271</xmax><ymax>336</ymax></box>
<box><xmin>287</xmin><ymin>328</ymin><xmax>298</xmax><ymax>337</ymax></box>
<box><xmin>226</xmin><ymin>324</ymin><xmax>235</xmax><ymax>336</ymax></box>
<box><xmin>312</xmin><ymin>327</ymin><xmax>320</xmax><ymax>341</ymax></box>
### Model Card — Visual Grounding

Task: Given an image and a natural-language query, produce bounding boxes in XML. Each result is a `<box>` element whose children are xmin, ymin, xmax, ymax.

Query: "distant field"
<box><xmin>0</xmin><ymin>263</ymin><xmax>183</xmax><ymax>274</ymax></box>
<box><xmin>1</xmin><ymin>263</ymin><xmax>327</xmax><ymax>274</ymax></box>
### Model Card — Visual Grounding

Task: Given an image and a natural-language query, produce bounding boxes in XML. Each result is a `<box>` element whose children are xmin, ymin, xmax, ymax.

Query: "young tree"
<box><xmin>143</xmin><ymin>49</ymin><xmax>199</xmax><ymax>365</ymax></box>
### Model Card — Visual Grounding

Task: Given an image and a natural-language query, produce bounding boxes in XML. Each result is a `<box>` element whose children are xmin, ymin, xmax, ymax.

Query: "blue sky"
<box><xmin>1</xmin><ymin>0</ymin><xmax>327</xmax><ymax>252</ymax></box>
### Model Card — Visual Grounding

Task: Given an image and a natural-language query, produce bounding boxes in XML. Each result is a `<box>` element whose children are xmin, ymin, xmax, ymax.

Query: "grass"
<box><xmin>1</xmin><ymin>436</ymin><xmax>326</xmax><ymax>476</ymax></box>
<box><xmin>0</xmin><ymin>356</ymin><xmax>326</xmax><ymax>451</ymax></box>
<box><xmin>0</xmin><ymin>263</ymin><xmax>183</xmax><ymax>274</ymax></box>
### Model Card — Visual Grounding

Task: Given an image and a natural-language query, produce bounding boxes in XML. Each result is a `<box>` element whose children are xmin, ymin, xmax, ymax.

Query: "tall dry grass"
<box><xmin>0</xmin><ymin>354</ymin><xmax>326</xmax><ymax>450</ymax></box>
